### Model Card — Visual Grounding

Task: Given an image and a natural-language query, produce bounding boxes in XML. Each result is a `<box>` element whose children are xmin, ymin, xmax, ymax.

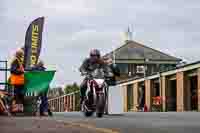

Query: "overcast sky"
<box><xmin>0</xmin><ymin>0</ymin><xmax>200</xmax><ymax>87</ymax></box>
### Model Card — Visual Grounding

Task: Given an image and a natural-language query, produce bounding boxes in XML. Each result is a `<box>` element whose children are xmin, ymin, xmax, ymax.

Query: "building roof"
<box><xmin>117</xmin><ymin>60</ymin><xmax>200</xmax><ymax>85</ymax></box>
<box><xmin>104</xmin><ymin>40</ymin><xmax>182</xmax><ymax>62</ymax></box>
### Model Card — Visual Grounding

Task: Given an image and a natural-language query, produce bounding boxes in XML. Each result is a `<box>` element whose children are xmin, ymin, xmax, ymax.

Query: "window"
<box><xmin>136</xmin><ymin>65</ymin><xmax>145</xmax><ymax>74</ymax></box>
<box><xmin>117</xmin><ymin>63</ymin><xmax>128</xmax><ymax>74</ymax></box>
<box><xmin>159</xmin><ymin>64</ymin><xmax>164</xmax><ymax>71</ymax></box>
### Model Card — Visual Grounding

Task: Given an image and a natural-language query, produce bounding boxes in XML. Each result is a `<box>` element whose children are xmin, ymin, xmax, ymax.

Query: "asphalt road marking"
<box><xmin>56</xmin><ymin>120</ymin><xmax>120</xmax><ymax>133</ymax></box>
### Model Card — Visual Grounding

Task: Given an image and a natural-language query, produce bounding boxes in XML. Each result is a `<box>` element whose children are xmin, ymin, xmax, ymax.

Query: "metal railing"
<box><xmin>0</xmin><ymin>60</ymin><xmax>9</xmax><ymax>92</ymax></box>
<box><xmin>48</xmin><ymin>91</ymin><xmax>80</xmax><ymax>112</ymax></box>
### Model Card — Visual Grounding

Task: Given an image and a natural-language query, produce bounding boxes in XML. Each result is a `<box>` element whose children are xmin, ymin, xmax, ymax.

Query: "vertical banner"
<box><xmin>23</xmin><ymin>17</ymin><xmax>44</xmax><ymax>69</ymax></box>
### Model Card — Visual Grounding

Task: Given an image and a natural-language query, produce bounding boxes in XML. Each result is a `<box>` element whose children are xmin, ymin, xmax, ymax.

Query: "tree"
<box><xmin>48</xmin><ymin>87</ymin><xmax>64</xmax><ymax>98</ymax></box>
<box><xmin>64</xmin><ymin>82</ymin><xmax>80</xmax><ymax>94</ymax></box>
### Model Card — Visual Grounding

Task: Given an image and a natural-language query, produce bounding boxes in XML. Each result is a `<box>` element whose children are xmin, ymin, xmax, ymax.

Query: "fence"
<box><xmin>48</xmin><ymin>91</ymin><xmax>80</xmax><ymax>112</ymax></box>
<box><xmin>0</xmin><ymin>60</ymin><xmax>10</xmax><ymax>92</ymax></box>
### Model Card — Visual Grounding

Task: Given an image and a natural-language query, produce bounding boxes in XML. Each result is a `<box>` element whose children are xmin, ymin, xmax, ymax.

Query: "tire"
<box><xmin>96</xmin><ymin>112</ymin><xmax>103</xmax><ymax>118</ymax></box>
<box><xmin>96</xmin><ymin>94</ymin><xmax>105</xmax><ymax>118</ymax></box>
<box><xmin>104</xmin><ymin>87</ymin><xmax>108</xmax><ymax>115</ymax></box>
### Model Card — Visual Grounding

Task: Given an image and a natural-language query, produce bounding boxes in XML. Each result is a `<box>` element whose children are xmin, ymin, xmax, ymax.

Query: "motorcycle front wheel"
<box><xmin>96</xmin><ymin>94</ymin><xmax>105</xmax><ymax>118</ymax></box>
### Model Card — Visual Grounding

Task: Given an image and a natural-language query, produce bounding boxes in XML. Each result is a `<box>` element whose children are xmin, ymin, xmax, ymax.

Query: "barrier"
<box><xmin>48</xmin><ymin>91</ymin><xmax>80</xmax><ymax>112</ymax></box>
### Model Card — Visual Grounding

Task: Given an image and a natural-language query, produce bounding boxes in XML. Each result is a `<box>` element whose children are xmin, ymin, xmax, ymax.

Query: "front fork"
<box><xmin>85</xmin><ymin>81</ymin><xmax>107</xmax><ymax>109</ymax></box>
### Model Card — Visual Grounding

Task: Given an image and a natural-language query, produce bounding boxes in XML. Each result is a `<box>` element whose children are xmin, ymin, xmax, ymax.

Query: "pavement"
<box><xmin>2</xmin><ymin>112</ymin><xmax>200</xmax><ymax>133</ymax></box>
<box><xmin>0</xmin><ymin>116</ymin><xmax>107</xmax><ymax>133</ymax></box>
<box><xmin>53</xmin><ymin>112</ymin><xmax>200</xmax><ymax>133</ymax></box>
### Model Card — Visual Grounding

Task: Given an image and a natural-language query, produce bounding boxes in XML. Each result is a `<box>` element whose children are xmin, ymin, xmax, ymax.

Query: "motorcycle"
<box><xmin>81</xmin><ymin>68</ymin><xmax>111</xmax><ymax>118</ymax></box>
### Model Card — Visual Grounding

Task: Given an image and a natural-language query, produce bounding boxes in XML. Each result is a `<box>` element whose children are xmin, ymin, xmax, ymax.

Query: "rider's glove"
<box><xmin>81</xmin><ymin>71</ymin><xmax>88</xmax><ymax>76</ymax></box>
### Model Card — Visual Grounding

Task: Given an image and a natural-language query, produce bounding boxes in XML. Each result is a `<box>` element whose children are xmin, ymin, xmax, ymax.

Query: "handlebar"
<box><xmin>81</xmin><ymin>71</ymin><xmax>114</xmax><ymax>79</ymax></box>
<box><xmin>81</xmin><ymin>72</ymin><xmax>92</xmax><ymax>78</ymax></box>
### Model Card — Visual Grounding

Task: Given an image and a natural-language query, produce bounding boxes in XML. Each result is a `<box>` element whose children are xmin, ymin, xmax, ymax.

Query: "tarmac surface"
<box><xmin>2</xmin><ymin>112</ymin><xmax>200</xmax><ymax>133</ymax></box>
<box><xmin>0</xmin><ymin>116</ymin><xmax>109</xmax><ymax>133</ymax></box>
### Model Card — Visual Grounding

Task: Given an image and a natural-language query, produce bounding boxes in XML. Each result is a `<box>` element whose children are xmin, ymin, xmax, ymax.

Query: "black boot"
<box><xmin>80</xmin><ymin>96</ymin><xmax>84</xmax><ymax>105</ymax></box>
<box><xmin>80</xmin><ymin>88</ymin><xmax>86</xmax><ymax>105</ymax></box>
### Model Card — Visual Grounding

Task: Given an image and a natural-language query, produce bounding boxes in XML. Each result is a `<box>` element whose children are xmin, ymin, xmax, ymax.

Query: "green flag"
<box><xmin>24</xmin><ymin>71</ymin><xmax>55</xmax><ymax>94</ymax></box>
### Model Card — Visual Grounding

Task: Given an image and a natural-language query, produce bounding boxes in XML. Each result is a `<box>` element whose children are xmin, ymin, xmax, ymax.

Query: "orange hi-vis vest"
<box><xmin>10</xmin><ymin>60</ymin><xmax>24</xmax><ymax>85</ymax></box>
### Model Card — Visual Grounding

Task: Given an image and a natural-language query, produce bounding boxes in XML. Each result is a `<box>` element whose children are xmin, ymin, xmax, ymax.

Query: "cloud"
<box><xmin>1</xmin><ymin>0</ymin><xmax>200</xmax><ymax>86</ymax></box>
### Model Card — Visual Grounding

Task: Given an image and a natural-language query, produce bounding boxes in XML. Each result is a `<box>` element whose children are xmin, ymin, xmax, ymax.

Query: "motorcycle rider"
<box><xmin>79</xmin><ymin>49</ymin><xmax>112</xmax><ymax>105</ymax></box>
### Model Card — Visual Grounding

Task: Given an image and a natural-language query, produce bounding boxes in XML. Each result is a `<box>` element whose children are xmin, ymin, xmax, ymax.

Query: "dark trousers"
<box><xmin>80</xmin><ymin>78</ymin><xmax>87</xmax><ymax>98</ymax></box>
<box><xmin>40</xmin><ymin>94</ymin><xmax>48</xmax><ymax>114</ymax></box>
<box><xmin>14</xmin><ymin>85</ymin><xmax>24</xmax><ymax>104</ymax></box>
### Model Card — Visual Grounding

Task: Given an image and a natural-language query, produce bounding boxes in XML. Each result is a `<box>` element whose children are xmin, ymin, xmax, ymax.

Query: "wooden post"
<box><xmin>145</xmin><ymin>80</ymin><xmax>152</xmax><ymax>111</ymax></box>
<box><xmin>176</xmin><ymin>72</ymin><xmax>185</xmax><ymax>112</ymax></box>
<box><xmin>123</xmin><ymin>85</ymin><xmax>128</xmax><ymax>112</ymax></box>
<box><xmin>133</xmin><ymin>82</ymin><xmax>139</xmax><ymax>111</ymax></box>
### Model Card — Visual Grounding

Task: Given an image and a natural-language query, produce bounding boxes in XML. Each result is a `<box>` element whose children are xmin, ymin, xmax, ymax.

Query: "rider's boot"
<box><xmin>80</xmin><ymin>96</ymin><xmax>87</xmax><ymax>112</ymax></box>
<box><xmin>80</xmin><ymin>96</ymin><xmax>84</xmax><ymax>105</ymax></box>
<box><xmin>80</xmin><ymin>96</ymin><xmax>86</xmax><ymax>105</ymax></box>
